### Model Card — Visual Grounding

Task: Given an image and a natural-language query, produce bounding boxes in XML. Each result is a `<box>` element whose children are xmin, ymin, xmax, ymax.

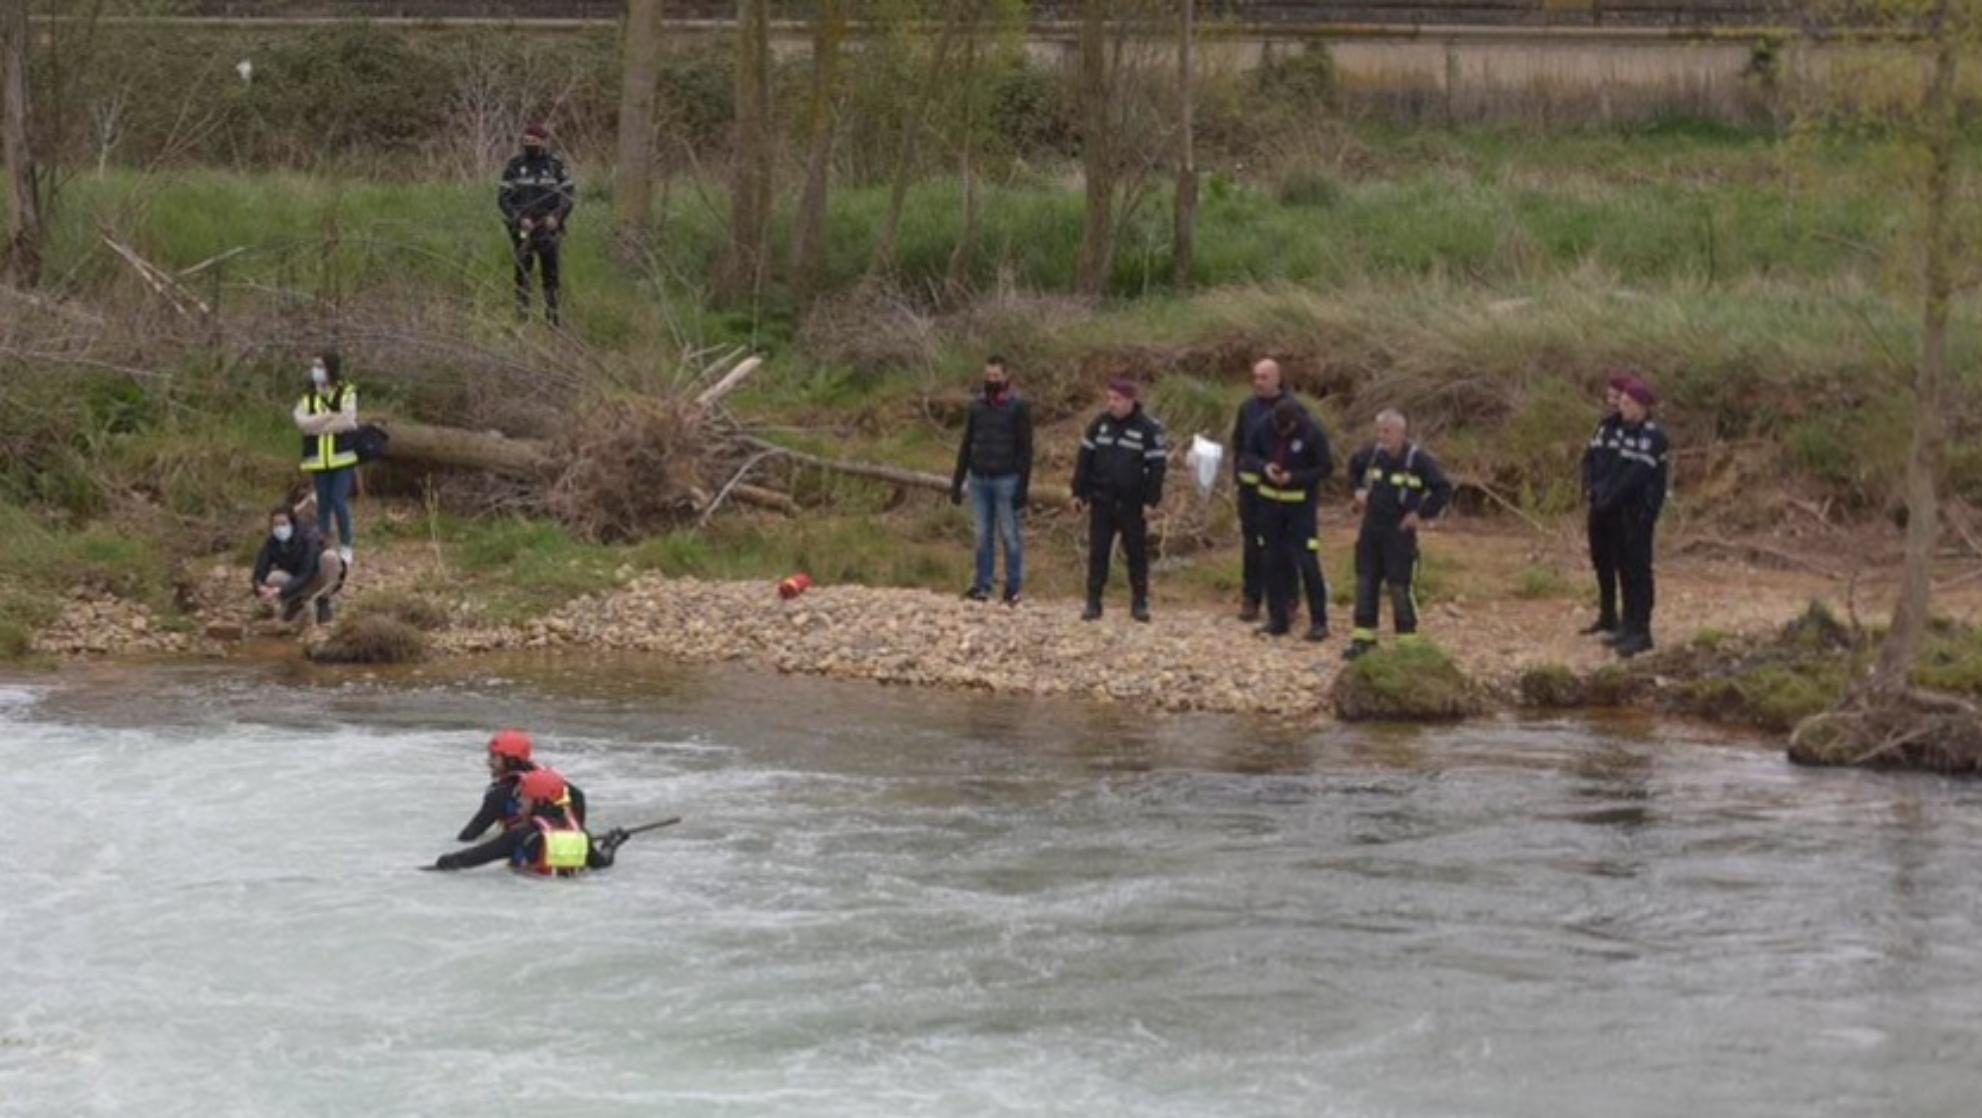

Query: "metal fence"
<box><xmin>175</xmin><ymin>2</ymin><xmax>1792</xmax><ymax>29</ymax></box>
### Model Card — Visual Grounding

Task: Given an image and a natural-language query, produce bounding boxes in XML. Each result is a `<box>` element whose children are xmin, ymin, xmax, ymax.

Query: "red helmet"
<box><xmin>517</xmin><ymin>768</ymin><xmax>567</xmax><ymax>803</ymax></box>
<box><xmin>487</xmin><ymin>728</ymin><xmax>533</xmax><ymax>761</ymax></box>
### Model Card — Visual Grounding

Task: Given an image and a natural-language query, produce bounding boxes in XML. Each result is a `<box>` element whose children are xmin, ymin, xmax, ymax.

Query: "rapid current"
<box><xmin>4</xmin><ymin>657</ymin><xmax>1980</xmax><ymax>1116</ymax></box>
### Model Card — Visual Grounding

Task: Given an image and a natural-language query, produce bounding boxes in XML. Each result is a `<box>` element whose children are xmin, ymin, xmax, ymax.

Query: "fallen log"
<box><xmin>378</xmin><ymin>420</ymin><xmax>551</xmax><ymax>477</ymax></box>
<box><xmin>741</xmin><ymin>436</ymin><xmax>1076</xmax><ymax>510</ymax></box>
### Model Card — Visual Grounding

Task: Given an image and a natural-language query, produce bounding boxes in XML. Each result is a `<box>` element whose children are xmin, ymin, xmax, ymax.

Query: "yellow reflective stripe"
<box><xmin>1238</xmin><ymin>472</ymin><xmax>1262</xmax><ymax>485</ymax></box>
<box><xmin>1351</xmin><ymin>627</ymin><xmax>1378</xmax><ymax>641</ymax></box>
<box><xmin>1258</xmin><ymin>485</ymin><xmax>1307</xmax><ymax>503</ymax></box>
<box><xmin>543</xmin><ymin>829</ymin><xmax>588</xmax><ymax>870</ymax></box>
<box><xmin>1306</xmin><ymin>537</ymin><xmax>1320</xmax><ymax>552</ymax></box>
<box><xmin>1387</xmin><ymin>473</ymin><xmax>1424</xmax><ymax>489</ymax></box>
<box><xmin>299</xmin><ymin>388</ymin><xmax>359</xmax><ymax>472</ymax></box>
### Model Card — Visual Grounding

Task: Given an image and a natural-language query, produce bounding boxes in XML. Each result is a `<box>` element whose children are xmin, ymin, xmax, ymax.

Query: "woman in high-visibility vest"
<box><xmin>293</xmin><ymin>351</ymin><xmax>359</xmax><ymax>567</ymax></box>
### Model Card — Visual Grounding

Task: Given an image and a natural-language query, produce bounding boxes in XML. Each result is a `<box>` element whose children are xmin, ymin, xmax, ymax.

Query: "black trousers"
<box><xmin>1617</xmin><ymin>510</ymin><xmax>1657</xmax><ymax>637</ymax></box>
<box><xmin>1259</xmin><ymin>497</ymin><xmax>1328</xmax><ymax>631</ymax></box>
<box><xmin>512</xmin><ymin>229</ymin><xmax>562</xmax><ymax>320</ymax></box>
<box><xmin>1239</xmin><ymin>484</ymin><xmax>1265</xmax><ymax>607</ymax></box>
<box><xmin>1087</xmin><ymin>498</ymin><xmax>1149</xmax><ymax>602</ymax></box>
<box><xmin>1587</xmin><ymin>504</ymin><xmax>1622</xmax><ymax>626</ymax></box>
<box><xmin>1352</xmin><ymin>526</ymin><xmax>1418</xmax><ymax>639</ymax></box>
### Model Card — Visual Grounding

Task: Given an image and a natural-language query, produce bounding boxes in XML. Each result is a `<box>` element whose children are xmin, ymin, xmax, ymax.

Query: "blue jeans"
<box><xmin>968</xmin><ymin>472</ymin><xmax>1023</xmax><ymax>597</ymax></box>
<box><xmin>313</xmin><ymin>466</ymin><xmax>355</xmax><ymax>548</ymax></box>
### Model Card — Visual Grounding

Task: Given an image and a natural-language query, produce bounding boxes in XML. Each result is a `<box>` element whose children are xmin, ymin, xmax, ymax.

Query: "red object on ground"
<box><xmin>778</xmin><ymin>572</ymin><xmax>813</xmax><ymax>600</ymax></box>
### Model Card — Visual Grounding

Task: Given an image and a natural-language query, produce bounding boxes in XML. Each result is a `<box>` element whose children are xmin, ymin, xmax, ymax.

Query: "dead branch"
<box><xmin>693</xmin><ymin>355</ymin><xmax>764</xmax><ymax>410</ymax></box>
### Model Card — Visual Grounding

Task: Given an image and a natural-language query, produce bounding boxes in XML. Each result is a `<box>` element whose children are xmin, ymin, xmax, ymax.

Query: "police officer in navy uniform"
<box><xmin>1344</xmin><ymin>409</ymin><xmax>1453</xmax><ymax>661</ymax></box>
<box><xmin>1072</xmin><ymin>378</ymin><xmax>1166</xmax><ymax>623</ymax></box>
<box><xmin>1239</xmin><ymin>396</ymin><xmax>1333</xmax><ymax>640</ymax></box>
<box><xmin>1231</xmin><ymin>358</ymin><xmax>1325</xmax><ymax>625</ymax></box>
<box><xmin>499</xmin><ymin>122</ymin><xmax>576</xmax><ymax>325</ymax></box>
<box><xmin>1592</xmin><ymin>376</ymin><xmax>1670</xmax><ymax>658</ymax></box>
<box><xmin>1579</xmin><ymin>372</ymin><xmax>1631</xmax><ymax>636</ymax></box>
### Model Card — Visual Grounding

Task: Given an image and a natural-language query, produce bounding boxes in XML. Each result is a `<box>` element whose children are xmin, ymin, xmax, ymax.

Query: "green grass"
<box><xmin>1333</xmin><ymin>639</ymin><xmax>1479</xmax><ymax>721</ymax></box>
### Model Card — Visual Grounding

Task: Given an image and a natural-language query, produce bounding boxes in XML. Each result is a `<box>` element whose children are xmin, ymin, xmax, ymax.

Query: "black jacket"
<box><xmin>1348</xmin><ymin>442</ymin><xmax>1454</xmax><ymax>531</ymax></box>
<box><xmin>1073</xmin><ymin>406</ymin><xmax>1167</xmax><ymax>507</ymax></box>
<box><xmin>457</xmin><ymin>768</ymin><xmax>589</xmax><ymax>842</ymax></box>
<box><xmin>1593</xmin><ymin>420</ymin><xmax>1670</xmax><ymax>519</ymax></box>
<box><xmin>1229</xmin><ymin>391</ymin><xmax>1309</xmax><ymax>484</ymax></box>
<box><xmin>249</xmin><ymin>521</ymin><xmax>325</xmax><ymax>603</ymax></box>
<box><xmin>952</xmin><ymin>391</ymin><xmax>1034</xmax><ymax>493</ymax></box>
<box><xmin>1239</xmin><ymin>411</ymin><xmax>1333</xmax><ymax>501</ymax></box>
<box><xmin>498</xmin><ymin>151</ymin><xmax>576</xmax><ymax>228</ymax></box>
<box><xmin>1581</xmin><ymin>413</ymin><xmax>1625</xmax><ymax>501</ymax></box>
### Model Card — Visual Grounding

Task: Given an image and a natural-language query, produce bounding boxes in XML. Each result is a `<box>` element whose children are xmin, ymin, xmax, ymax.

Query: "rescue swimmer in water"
<box><xmin>430</xmin><ymin>727</ymin><xmax>678</xmax><ymax>876</ymax></box>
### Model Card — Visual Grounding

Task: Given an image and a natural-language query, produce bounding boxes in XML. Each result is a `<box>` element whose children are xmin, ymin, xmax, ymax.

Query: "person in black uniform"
<box><xmin>1592</xmin><ymin>376</ymin><xmax>1670</xmax><ymax>658</ymax></box>
<box><xmin>1344</xmin><ymin>409</ymin><xmax>1453</xmax><ymax>661</ymax></box>
<box><xmin>1231</xmin><ymin>358</ymin><xmax>1326</xmax><ymax>625</ymax></box>
<box><xmin>950</xmin><ymin>355</ymin><xmax>1034</xmax><ymax>605</ymax></box>
<box><xmin>1579</xmin><ymin>372</ymin><xmax>1631</xmax><ymax>636</ymax></box>
<box><xmin>458</xmin><ymin>728</ymin><xmax>588</xmax><ymax>843</ymax></box>
<box><xmin>498</xmin><ymin>122</ymin><xmax>576</xmax><ymax>325</ymax></box>
<box><xmin>432</xmin><ymin>769</ymin><xmax>623</xmax><ymax>876</ymax></box>
<box><xmin>1072</xmin><ymin>378</ymin><xmax>1166</xmax><ymax>623</ymax></box>
<box><xmin>1240</xmin><ymin>397</ymin><xmax>1333</xmax><ymax>640</ymax></box>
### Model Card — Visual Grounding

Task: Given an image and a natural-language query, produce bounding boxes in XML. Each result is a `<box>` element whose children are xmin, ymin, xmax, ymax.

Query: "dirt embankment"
<box><xmin>30</xmin><ymin>522</ymin><xmax>1972</xmax><ymax>723</ymax></box>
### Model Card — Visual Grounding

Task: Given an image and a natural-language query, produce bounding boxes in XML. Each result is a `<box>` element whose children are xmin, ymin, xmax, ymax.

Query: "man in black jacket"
<box><xmin>1344</xmin><ymin>410</ymin><xmax>1453</xmax><ymax>661</ymax></box>
<box><xmin>1231</xmin><ymin>358</ymin><xmax>1322</xmax><ymax>623</ymax></box>
<box><xmin>498</xmin><ymin>122</ymin><xmax>576</xmax><ymax>325</ymax></box>
<box><xmin>950</xmin><ymin>355</ymin><xmax>1034</xmax><ymax>605</ymax></box>
<box><xmin>250</xmin><ymin>505</ymin><xmax>344</xmax><ymax>626</ymax></box>
<box><xmin>1240</xmin><ymin>397</ymin><xmax>1334</xmax><ymax>640</ymax></box>
<box><xmin>1072</xmin><ymin>379</ymin><xmax>1166</xmax><ymax>622</ymax></box>
<box><xmin>1579</xmin><ymin>372</ymin><xmax>1631</xmax><ymax>636</ymax></box>
<box><xmin>1592</xmin><ymin>376</ymin><xmax>1670</xmax><ymax>659</ymax></box>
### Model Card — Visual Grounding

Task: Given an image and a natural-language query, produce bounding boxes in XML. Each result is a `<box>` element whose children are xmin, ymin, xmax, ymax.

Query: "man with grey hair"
<box><xmin>1343</xmin><ymin>409</ymin><xmax>1453</xmax><ymax>661</ymax></box>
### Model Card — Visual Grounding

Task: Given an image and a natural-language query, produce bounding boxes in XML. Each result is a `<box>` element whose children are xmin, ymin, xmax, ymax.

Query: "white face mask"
<box><xmin>272</xmin><ymin>524</ymin><xmax>294</xmax><ymax>543</ymax></box>
<box><xmin>310</xmin><ymin>362</ymin><xmax>329</xmax><ymax>388</ymax></box>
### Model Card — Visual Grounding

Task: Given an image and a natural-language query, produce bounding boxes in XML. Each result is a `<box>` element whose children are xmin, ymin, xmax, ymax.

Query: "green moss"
<box><xmin>1913</xmin><ymin>623</ymin><xmax>1982</xmax><ymax>695</ymax></box>
<box><xmin>1332</xmin><ymin>640</ymin><xmax>1480</xmax><ymax>722</ymax></box>
<box><xmin>349</xmin><ymin>591</ymin><xmax>451</xmax><ymax>632</ymax></box>
<box><xmin>1517</xmin><ymin>663</ymin><xmax>1583</xmax><ymax>708</ymax></box>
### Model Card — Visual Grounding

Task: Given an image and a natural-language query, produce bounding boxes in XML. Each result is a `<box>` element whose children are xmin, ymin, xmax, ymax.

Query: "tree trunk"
<box><xmin>1171</xmin><ymin>0</ymin><xmax>1197</xmax><ymax>289</ymax></box>
<box><xmin>1872</xmin><ymin>1</ymin><xmax>1959</xmax><ymax>692</ymax></box>
<box><xmin>871</xmin><ymin>0</ymin><xmax>963</xmax><ymax>278</ymax></box>
<box><xmin>946</xmin><ymin>1</ymin><xmax>985</xmax><ymax>292</ymax></box>
<box><xmin>381</xmin><ymin>420</ymin><xmax>552</xmax><ymax>477</ymax></box>
<box><xmin>789</xmin><ymin>0</ymin><xmax>844</xmax><ymax>298</ymax></box>
<box><xmin>715</xmin><ymin>0</ymin><xmax>773</xmax><ymax>302</ymax></box>
<box><xmin>611</xmin><ymin>0</ymin><xmax>665</xmax><ymax>237</ymax></box>
<box><xmin>1074</xmin><ymin>0</ymin><xmax>1114</xmax><ymax>297</ymax></box>
<box><xmin>1</xmin><ymin>0</ymin><xmax>41</xmax><ymax>288</ymax></box>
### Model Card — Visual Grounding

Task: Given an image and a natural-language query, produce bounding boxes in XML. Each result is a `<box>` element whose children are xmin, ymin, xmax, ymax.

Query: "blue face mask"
<box><xmin>272</xmin><ymin>524</ymin><xmax>294</xmax><ymax>543</ymax></box>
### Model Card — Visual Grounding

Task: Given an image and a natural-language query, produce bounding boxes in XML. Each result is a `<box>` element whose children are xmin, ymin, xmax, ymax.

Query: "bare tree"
<box><xmin>715</xmin><ymin>0</ymin><xmax>773</xmax><ymax>301</ymax></box>
<box><xmin>1171</xmin><ymin>0</ymin><xmax>1197</xmax><ymax>289</ymax></box>
<box><xmin>2</xmin><ymin>0</ymin><xmax>40</xmax><ymax>288</ymax></box>
<box><xmin>790</xmin><ymin>0</ymin><xmax>846</xmax><ymax>297</ymax></box>
<box><xmin>945</xmin><ymin>0</ymin><xmax>988</xmax><ymax>291</ymax></box>
<box><xmin>613</xmin><ymin>0</ymin><xmax>666</xmax><ymax>237</ymax></box>
<box><xmin>1074</xmin><ymin>0</ymin><xmax>1114</xmax><ymax>297</ymax></box>
<box><xmin>871</xmin><ymin>0</ymin><xmax>964</xmax><ymax>278</ymax></box>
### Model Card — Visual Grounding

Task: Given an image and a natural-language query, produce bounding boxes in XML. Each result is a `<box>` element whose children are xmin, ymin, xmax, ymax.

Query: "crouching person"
<box><xmin>251</xmin><ymin>505</ymin><xmax>344</xmax><ymax>626</ymax></box>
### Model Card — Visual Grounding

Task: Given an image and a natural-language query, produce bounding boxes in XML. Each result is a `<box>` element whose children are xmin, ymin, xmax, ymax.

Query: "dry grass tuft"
<box><xmin>309</xmin><ymin>614</ymin><xmax>426</xmax><ymax>664</ymax></box>
<box><xmin>544</xmin><ymin>397</ymin><xmax>710</xmax><ymax>542</ymax></box>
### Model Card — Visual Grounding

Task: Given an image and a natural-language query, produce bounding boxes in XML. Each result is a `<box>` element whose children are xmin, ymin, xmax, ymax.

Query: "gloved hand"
<box><xmin>599</xmin><ymin>827</ymin><xmax>630</xmax><ymax>855</ymax></box>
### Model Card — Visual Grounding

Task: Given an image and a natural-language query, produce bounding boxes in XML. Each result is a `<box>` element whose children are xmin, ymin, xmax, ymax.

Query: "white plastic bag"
<box><xmin>1185</xmin><ymin>435</ymin><xmax>1224</xmax><ymax>498</ymax></box>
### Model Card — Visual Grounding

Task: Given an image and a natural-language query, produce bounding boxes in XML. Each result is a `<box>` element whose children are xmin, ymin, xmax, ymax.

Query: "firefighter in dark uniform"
<box><xmin>1240</xmin><ymin>396</ymin><xmax>1333</xmax><ymax>640</ymax></box>
<box><xmin>1580</xmin><ymin>371</ymin><xmax>1631</xmax><ymax>636</ymax></box>
<box><xmin>1073</xmin><ymin>378</ymin><xmax>1167</xmax><ymax>623</ymax></box>
<box><xmin>1344</xmin><ymin>409</ymin><xmax>1453</xmax><ymax>661</ymax></box>
<box><xmin>1232</xmin><ymin>358</ymin><xmax>1325</xmax><ymax>625</ymax></box>
<box><xmin>498</xmin><ymin>122</ymin><xmax>576</xmax><ymax>325</ymax></box>
<box><xmin>1592</xmin><ymin>376</ymin><xmax>1670</xmax><ymax>658</ymax></box>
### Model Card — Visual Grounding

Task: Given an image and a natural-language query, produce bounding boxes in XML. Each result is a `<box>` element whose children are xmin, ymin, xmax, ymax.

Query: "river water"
<box><xmin>3</xmin><ymin>658</ymin><xmax>1980</xmax><ymax>1117</ymax></box>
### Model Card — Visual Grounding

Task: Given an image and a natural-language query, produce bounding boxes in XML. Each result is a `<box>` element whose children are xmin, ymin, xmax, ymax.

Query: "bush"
<box><xmin>309</xmin><ymin>615</ymin><xmax>426</xmax><ymax>664</ymax></box>
<box><xmin>351</xmin><ymin>591</ymin><xmax>450</xmax><ymax>632</ymax></box>
<box><xmin>1332</xmin><ymin>640</ymin><xmax>1480</xmax><ymax>721</ymax></box>
<box><xmin>1518</xmin><ymin>663</ymin><xmax>1582</xmax><ymax>707</ymax></box>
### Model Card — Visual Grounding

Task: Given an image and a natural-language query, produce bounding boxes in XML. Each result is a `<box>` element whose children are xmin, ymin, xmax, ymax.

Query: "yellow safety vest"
<box><xmin>299</xmin><ymin>385</ymin><xmax>359</xmax><ymax>473</ymax></box>
<box><xmin>542</xmin><ymin>829</ymin><xmax>589</xmax><ymax>871</ymax></box>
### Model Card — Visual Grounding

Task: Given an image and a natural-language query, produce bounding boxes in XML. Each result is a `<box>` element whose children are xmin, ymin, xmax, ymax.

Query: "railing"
<box><xmin>173</xmin><ymin>2</ymin><xmax>1793</xmax><ymax>29</ymax></box>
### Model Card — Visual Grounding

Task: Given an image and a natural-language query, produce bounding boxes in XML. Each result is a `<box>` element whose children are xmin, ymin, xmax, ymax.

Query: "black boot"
<box><xmin>1257</xmin><ymin>622</ymin><xmax>1289</xmax><ymax>637</ymax></box>
<box><xmin>1238</xmin><ymin>600</ymin><xmax>1261</xmax><ymax>623</ymax></box>
<box><xmin>1082</xmin><ymin>598</ymin><xmax>1102</xmax><ymax>622</ymax></box>
<box><xmin>1613</xmin><ymin>631</ymin><xmax>1654</xmax><ymax>658</ymax></box>
<box><xmin>1342</xmin><ymin>639</ymin><xmax>1376</xmax><ymax>662</ymax></box>
<box><xmin>1131</xmin><ymin>599</ymin><xmax>1151</xmax><ymax>623</ymax></box>
<box><xmin>1304</xmin><ymin>622</ymin><xmax>1330</xmax><ymax>643</ymax></box>
<box><xmin>1580</xmin><ymin>617</ymin><xmax>1620</xmax><ymax>636</ymax></box>
<box><xmin>315</xmin><ymin>597</ymin><xmax>334</xmax><ymax>625</ymax></box>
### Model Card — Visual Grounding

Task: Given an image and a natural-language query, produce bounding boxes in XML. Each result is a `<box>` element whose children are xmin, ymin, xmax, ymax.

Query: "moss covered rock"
<box><xmin>1332</xmin><ymin>641</ymin><xmax>1481</xmax><ymax>722</ymax></box>
<box><xmin>309</xmin><ymin>615</ymin><xmax>426</xmax><ymax>665</ymax></box>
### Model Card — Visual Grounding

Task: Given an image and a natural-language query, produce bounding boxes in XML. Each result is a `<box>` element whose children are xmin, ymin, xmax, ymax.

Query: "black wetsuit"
<box><xmin>434</xmin><ymin>804</ymin><xmax>615</xmax><ymax>873</ymax></box>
